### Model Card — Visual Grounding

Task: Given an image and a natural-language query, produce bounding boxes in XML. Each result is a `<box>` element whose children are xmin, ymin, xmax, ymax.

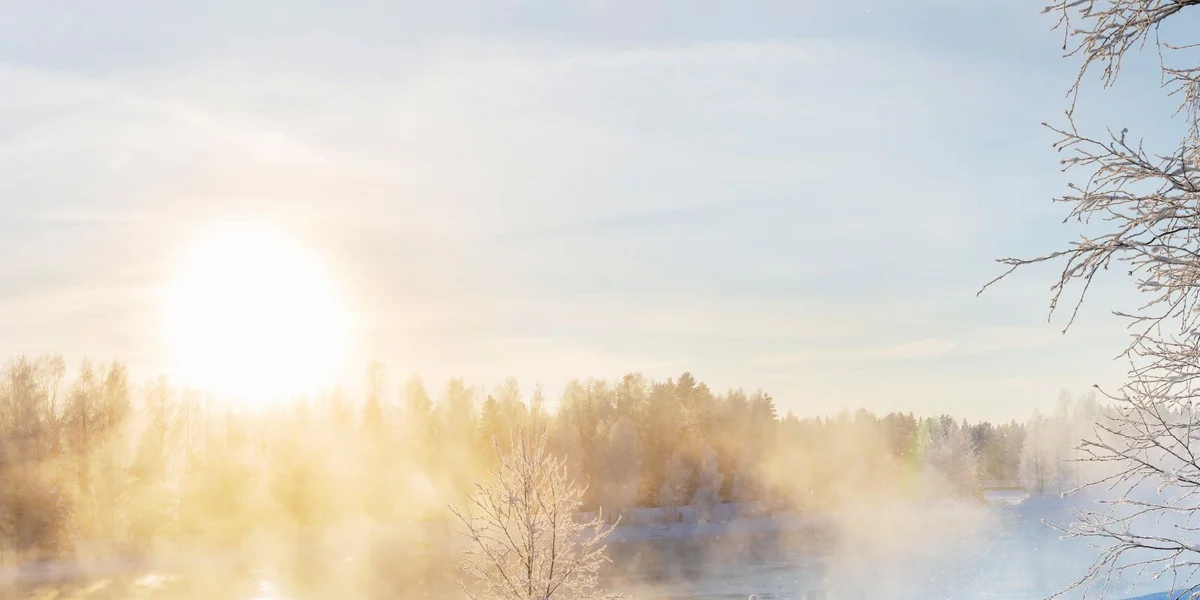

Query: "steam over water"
<box><xmin>5</xmin><ymin>498</ymin><xmax>1172</xmax><ymax>600</ymax></box>
<box><xmin>604</xmin><ymin>499</ymin><xmax>1164</xmax><ymax>600</ymax></box>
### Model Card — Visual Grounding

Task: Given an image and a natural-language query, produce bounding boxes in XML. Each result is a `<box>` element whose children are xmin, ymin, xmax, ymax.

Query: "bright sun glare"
<box><xmin>165</xmin><ymin>224</ymin><xmax>350</xmax><ymax>405</ymax></box>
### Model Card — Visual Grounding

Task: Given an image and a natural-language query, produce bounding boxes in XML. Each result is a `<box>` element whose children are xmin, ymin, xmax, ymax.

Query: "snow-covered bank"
<box><xmin>601</xmin><ymin>495</ymin><xmax>1036</xmax><ymax>544</ymax></box>
<box><xmin>607</xmin><ymin>512</ymin><xmax>831</xmax><ymax>543</ymax></box>
<box><xmin>595</xmin><ymin>492</ymin><xmax>1056</xmax><ymax>549</ymax></box>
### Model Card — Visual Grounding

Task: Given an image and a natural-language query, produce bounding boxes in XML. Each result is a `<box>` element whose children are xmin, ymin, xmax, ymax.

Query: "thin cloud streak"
<box><xmin>0</xmin><ymin>6</ymin><xmax>1141</xmax><ymax>419</ymax></box>
<box><xmin>748</xmin><ymin>325</ymin><xmax>1111</xmax><ymax>368</ymax></box>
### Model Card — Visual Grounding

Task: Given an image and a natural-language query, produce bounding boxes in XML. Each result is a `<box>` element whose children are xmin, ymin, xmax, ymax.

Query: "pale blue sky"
<box><xmin>0</xmin><ymin>0</ymin><xmax>1188</xmax><ymax>420</ymax></box>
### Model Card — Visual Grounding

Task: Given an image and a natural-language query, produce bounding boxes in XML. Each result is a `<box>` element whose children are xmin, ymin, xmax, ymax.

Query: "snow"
<box><xmin>606</xmin><ymin>512</ymin><xmax>829</xmax><ymax>543</ymax></box>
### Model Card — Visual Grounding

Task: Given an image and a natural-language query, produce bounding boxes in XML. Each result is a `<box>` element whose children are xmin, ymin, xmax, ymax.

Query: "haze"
<box><xmin>0</xmin><ymin>1</ymin><xmax>1159</xmax><ymax>422</ymax></box>
<box><xmin>8</xmin><ymin>3</ymin><xmax>1200</xmax><ymax>600</ymax></box>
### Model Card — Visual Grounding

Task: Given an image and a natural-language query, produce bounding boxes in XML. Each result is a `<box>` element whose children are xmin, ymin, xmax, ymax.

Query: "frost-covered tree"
<box><xmin>1016</xmin><ymin>395</ymin><xmax>1113</xmax><ymax>497</ymax></box>
<box><xmin>983</xmin><ymin>0</ymin><xmax>1200</xmax><ymax>596</ymax></box>
<box><xmin>0</xmin><ymin>356</ymin><xmax>77</xmax><ymax>559</ymax></box>
<box><xmin>404</xmin><ymin>374</ymin><xmax>433</xmax><ymax>418</ymax></box>
<box><xmin>479</xmin><ymin>395</ymin><xmax>505</xmax><ymax>453</ymax></box>
<box><xmin>528</xmin><ymin>384</ymin><xmax>549</xmax><ymax>436</ymax></box>
<box><xmin>1020</xmin><ymin>412</ymin><xmax>1057</xmax><ymax>496</ymax></box>
<box><xmin>549</xmin><ymin>411</ymin><xmax>587</xmax><ymax>499</ymax></box>
<box><xmin>730</xmin><ymin>455</ymin><xmax>756</xmax><ymax>505</ymax></box>
<box><xmin>128</xmin><ymin>376</ymin><xmax>179</xmax><ymax>546</ymax></box>
<box><xmin>920</xmin><ymin>418</ymin><xmax>977</xmax><ymax>497</ymax></box>
<box><xmin>691</xmin><ymin>445</ymin><xmax>722</xmax><ymax>521</ymax></box>
<box><xmin>402</xmin><ymin>374</ymin><xmax>435</xmax><ymax>469</ymax></box>
<box><xmin>597</xmin><ymin>418</ymin><xmax>641</xmax><ymax>520</ymax></box>
<box><xmin>659</xmin><ymin>451</ymin><xmax>692</xmax><ymax>521</ymax></box>
<box><xmin>450</xmin><ymin>430</ymin><xmax>619</xmax><ymax>600</ymax></box>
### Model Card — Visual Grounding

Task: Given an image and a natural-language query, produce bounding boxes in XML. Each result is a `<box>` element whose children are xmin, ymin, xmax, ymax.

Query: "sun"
<box><xmin>164</xmin><ymin>223</ymin><xmax>351</xmax><ymax>406</ymax></box>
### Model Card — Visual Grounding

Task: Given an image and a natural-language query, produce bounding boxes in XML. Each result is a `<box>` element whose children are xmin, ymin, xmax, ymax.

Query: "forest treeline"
<box><xmin>0</xmin><ymin>354</ymin><xmax>1103</xmax><ymax>563</ymax></box>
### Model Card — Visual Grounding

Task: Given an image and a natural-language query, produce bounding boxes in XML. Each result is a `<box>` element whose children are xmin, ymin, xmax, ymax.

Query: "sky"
<box><xmin>0</xmin><ymin>0</ymin><xmax>1191</xmax><ymax>421</ymax></box>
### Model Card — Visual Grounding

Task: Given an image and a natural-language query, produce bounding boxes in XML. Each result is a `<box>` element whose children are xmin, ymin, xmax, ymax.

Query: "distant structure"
<box><xmin>976</xmin><ymin>479</ymin><xmax>1026</xmax><ymax>492</ymax></box>
<box><xmin>975</xmin><ymin>480</ymin><xmax>1029</xmax><ymax>505</ymax></box>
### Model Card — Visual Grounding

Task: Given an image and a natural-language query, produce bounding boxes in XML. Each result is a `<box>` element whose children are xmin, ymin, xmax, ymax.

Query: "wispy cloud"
<box><xmin>749</xmin><ymin>338</ymin><xmax>958</xmax><ymax>367</ymax></box>
<box><xmin>877</xmin><ymin>339</ymin><xmax>958</xmax><ymax>359</ymax></box>
<box><xmin>0</xmin><ymin>3</ymin><xmax>1139</xmax><ymax>418</ymax></box>
<box><xmin>749</xmin><ymin>321</ymin><xmax>1114</xmax><ymax>363</ymax></box>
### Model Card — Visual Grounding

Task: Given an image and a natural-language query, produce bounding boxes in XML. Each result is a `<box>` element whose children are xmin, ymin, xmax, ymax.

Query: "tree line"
<box><xmin>0</xmin><ymin>354</ymin><xmax>1102</xmax><ymax>564</ymax></box>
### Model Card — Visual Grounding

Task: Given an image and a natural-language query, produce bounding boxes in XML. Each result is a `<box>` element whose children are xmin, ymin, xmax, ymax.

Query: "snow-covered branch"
<box><xmin>986</xmin><ymin>1</ymin><xmax>1200</xmax><ymax>598</ymax></box>
<box><xmin>450</xmin><ymin>429</ymin><xmax>620</xmax><ymax>600</ymax></box>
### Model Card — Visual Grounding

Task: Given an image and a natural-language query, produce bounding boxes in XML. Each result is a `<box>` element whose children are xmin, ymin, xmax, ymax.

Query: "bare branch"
<box><xmin>987</xmin><ymin>1</ymin><xmax>1200</xmax><ymax>598</ymax></box>
<box><xmin>450</xmin><ymin>428</ymin><xmax>621</xmax><ymax>600</ymax></box>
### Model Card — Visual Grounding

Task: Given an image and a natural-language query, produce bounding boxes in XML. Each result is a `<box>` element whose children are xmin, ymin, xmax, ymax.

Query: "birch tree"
<box><xmin>983</xmin><ymin>1</ymin><xmax>1200</xmax><ymax>597</ymax></box>
<box><xmin>450</xmin><ymin>429</ymin><xmax>619</xmax><ymax>600</ymax></box>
